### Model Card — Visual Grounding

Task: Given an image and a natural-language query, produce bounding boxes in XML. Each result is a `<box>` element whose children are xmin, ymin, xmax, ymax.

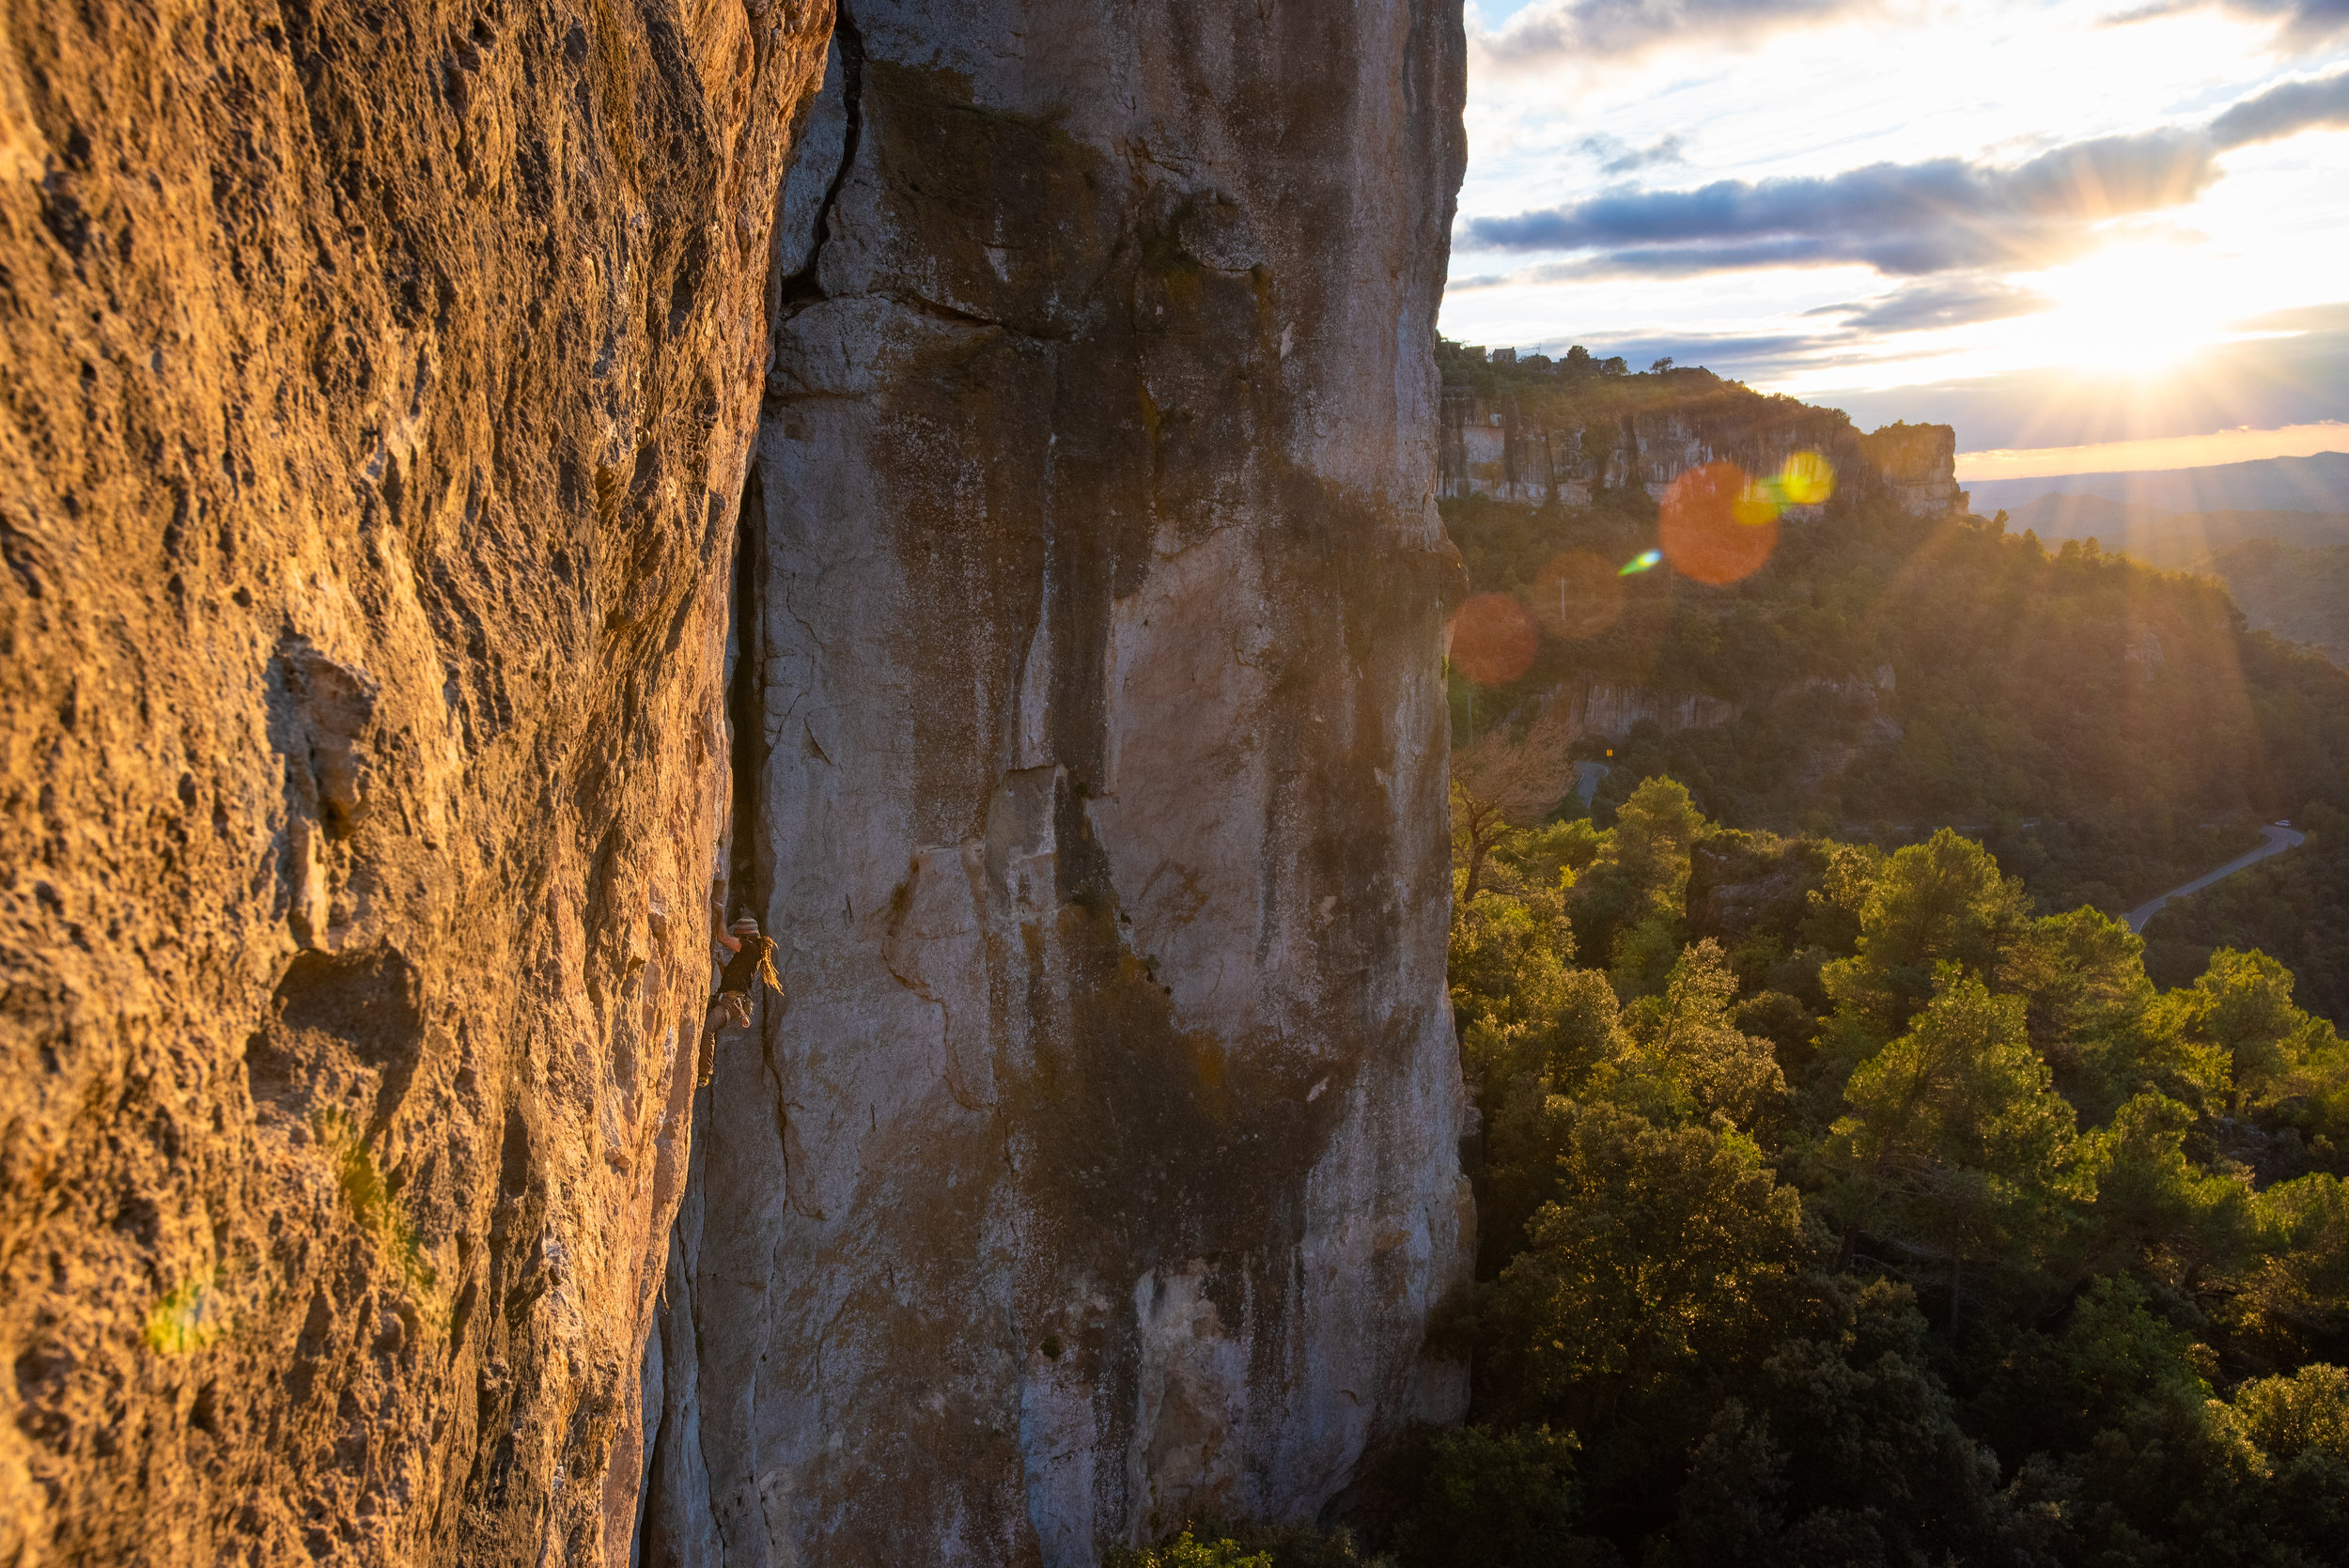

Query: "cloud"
<box><xmin>1462</xmin><ymin>130</ymin><xmax>2219</xmax><ymax>272</ymax></box>
<box><xmin>1470</xmin><ymin>291</ymin><xmax>2349</xmax><ymax>437</ymax></box>
<box><xmin>2207</xmin><ymin>67</ymin><xmax>2349</xmax><ymax>144</ymax></box>
<box><xmin>1477</xmin><ymin>0</ymin><xmax>1878</xmax><ymax>70</ymax></box>
<box><xmin>2110</xmin><ymin>0</ymin><xmax>2349</xmax><ymax>51</ymax></box>
<box><xmin>1578</xmin><ymin>133</ymin><xmax>1689</xmax><ymax>174</ymax></box>
<box><xmin>1456</xmin><ymin>67</ymin><xmax>2349</xmax><ymax>278</ymax></box>
<box><xmin>1821</xmin><ymin>321</ymin><xmax>2349</xmax><ymax>450</ymax></box>
<box><xmin>1805</xmin><ymin>278</ymin><xmax>2055</xmax><ymax>332</ymax></box>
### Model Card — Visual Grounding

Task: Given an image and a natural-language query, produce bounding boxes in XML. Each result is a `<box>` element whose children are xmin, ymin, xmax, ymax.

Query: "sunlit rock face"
<box><xmin>0</xmin><ymin>0</ymin><xmax>827</xmax><ymax>1560</ymax></box>
<box><xmin>640</xmin><ymin>2</ymin><xmax>1473</xmax><ymax>1562</ymax></box>
<box><xmin>1439</xmin><ymin>390</ymin><xmax>1964</xmax><ymax>518</ymax></box>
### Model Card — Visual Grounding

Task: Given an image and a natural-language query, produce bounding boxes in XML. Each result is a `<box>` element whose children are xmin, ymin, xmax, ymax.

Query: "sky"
<box><xmin>1440</xmin><ymin>0</ymin><xmax>2349</xmax><ymax>474</ymax></box>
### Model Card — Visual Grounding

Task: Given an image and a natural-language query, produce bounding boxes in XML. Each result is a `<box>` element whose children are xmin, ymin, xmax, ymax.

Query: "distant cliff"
<box><xmin>1436</xmin><ymin>349</ymin><xmax>1965</xmax><ymax>519</ymax></box>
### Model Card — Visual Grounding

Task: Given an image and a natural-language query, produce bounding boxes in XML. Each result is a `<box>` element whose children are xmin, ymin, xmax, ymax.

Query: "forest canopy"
<box><xmin>1407</xmin><ymin>786</ymin><xmax>2348</xmax><ymax>1565</ymax></box>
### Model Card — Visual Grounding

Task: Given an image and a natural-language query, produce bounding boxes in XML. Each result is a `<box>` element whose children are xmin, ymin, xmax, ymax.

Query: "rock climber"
<box><xmin>701</xmin><ymin>913</ymin><xmax>785</xmax><ymax>1086</ymax></box>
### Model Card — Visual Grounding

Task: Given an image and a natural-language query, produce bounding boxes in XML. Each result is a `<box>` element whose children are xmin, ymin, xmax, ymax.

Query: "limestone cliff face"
<box><xmin>1550</xmin><ymin>669</ymin><xmax>1899</xmax><ymax>747</ymax></box>
<box><xmin>639</xmin><ymin>3</ymin><xmax>1473</xmax><ymax>1563</ymax></box>
<box><xmin>0</xmin><ymin>0</ymin><xmax>827</xmax><ymax>1560</ymax></box>
<box><xmin>1440</xmin><ymin>386</ymin><xmax>1965</xmax><ymax>519</ymax></box>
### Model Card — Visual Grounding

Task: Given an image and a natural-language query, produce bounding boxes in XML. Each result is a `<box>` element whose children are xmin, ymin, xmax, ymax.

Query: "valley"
<box><xmin>2</xmin><ymin>0</ymin><xmax>2343</xmax><ymax>1560</ymax></box>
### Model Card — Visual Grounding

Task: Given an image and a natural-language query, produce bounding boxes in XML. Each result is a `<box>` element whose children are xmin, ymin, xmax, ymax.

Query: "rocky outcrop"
<box><xmin>1854</xmin><ymin>422</ymin><xmax>1964</xmax><ymax>520</ymax></box>
<box><xmin>0</xmin><ymin>0</ymin><xmax>829</xmax><ymax>1560</ymax></box>
<box><xmin>1440</xmin><ymin>384</ymin><xmax>1966</xmax><ymax>519</ymax></box>
<box><xmin>638</xmin><ymin>3</ymin><xmax>1473</xmax><ymax>1563</ymax></box>
<box><xmin>1563</xmin><ymin>681</ymin><xmax>1740</xmax><ymax>741</ymax></box>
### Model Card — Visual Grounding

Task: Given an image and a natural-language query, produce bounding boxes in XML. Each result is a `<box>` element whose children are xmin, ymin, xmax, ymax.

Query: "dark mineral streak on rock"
<box><xmin>641</xmin><ymin>2</ymin><xmax>1475</xmax><ymax>1562</ymax></box>
<box><xmin>0</xmin><ymin>0</ymin><xmax>830</xmax><ymax>1558</ymax></box>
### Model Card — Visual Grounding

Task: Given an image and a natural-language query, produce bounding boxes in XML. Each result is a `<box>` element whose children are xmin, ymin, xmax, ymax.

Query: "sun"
<box><xmin>2023</xmin><ymin>242</ymin><xmax>2236</xmax><ymax>374</ymax></box>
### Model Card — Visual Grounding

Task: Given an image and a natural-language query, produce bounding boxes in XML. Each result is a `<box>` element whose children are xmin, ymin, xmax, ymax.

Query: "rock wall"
<box><xmin>639</xmin><ymin>2</ymin><xmax>1474</xmax><ymax>1563</ymax></box>
<box><xmin>1549</xmin><ymin>669</ymin><xmax>1899</xmax><ymax>748</ymax></box>
<box><xmin>1563</xmin><ymin>681</ymin><xmax>1741</xmax><ymax>742</ymax></box>
<box><xmin>1440</xmin><ymin>386</ymin><xmax>1966</xmax><ymax>519</ymax></box>
<box><xmin>0</xmin><ymin>0</ymin><xmax>829</xmax><ymax>1560</ymax></box>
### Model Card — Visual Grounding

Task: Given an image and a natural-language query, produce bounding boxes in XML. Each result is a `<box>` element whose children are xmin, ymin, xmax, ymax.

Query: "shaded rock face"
<box><xmin>1564</xmin><ymin>681</ymin><xmax>1741</xmax><ymax>743</ymax></box>
<box><xmin>641</xmin><ymin>2</ymin><xmax>1472</xmax><ymax>1563</ymax></box>
<box><xmin>0</xmin><ymin>0</ymin><xmax>828</xmax><ymax>1559</ymax></box>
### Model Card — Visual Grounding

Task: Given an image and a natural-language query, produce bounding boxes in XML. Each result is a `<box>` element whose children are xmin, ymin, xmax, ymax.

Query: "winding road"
<box><xmin>2123</xmin><ymin>823</ymin><xmax>2307</xmax><ymax>935</ymax></box>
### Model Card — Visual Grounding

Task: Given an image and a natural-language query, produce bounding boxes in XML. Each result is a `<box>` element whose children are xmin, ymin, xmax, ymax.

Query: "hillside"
<box><xmin>2198</xmin><ymin>538</ymin><xmax>2349</xmax><ymax>665</ymax></box>
<box><xmin>1972</xmin><ymin>500</ymin><xmax>2349</xmax><ymax>665</ymax></box>
<box><xmin>1409</xmin><ymin>394</ymin><xmax>2349</xmax><ymax>1566</ymax></box>
<box><xmin>1999</xmin><ymin>495</ymin><xmax>2349</xmax><ymax>564</ymax></box>
<box><xmin>1436</xmin><ymin>364</ymin><xmax>2349</xmax><ymax>926</ymax></box>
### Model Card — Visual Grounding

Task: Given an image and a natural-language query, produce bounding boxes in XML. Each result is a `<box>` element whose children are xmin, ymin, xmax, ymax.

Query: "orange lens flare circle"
<box><xmin>1450</xmin><ymin>591</ymin><xmax>1541</xmax><ymax>684</ymax></box>
<box><xmin>1532</xmin><ymin>550</ymin><xmax>1626</xmax><ymax>641</ymax></box>
<box><xmin>1659</xmin><ymin>460</ymin><xmax>1779</xmax><ymax>586</ymax></box>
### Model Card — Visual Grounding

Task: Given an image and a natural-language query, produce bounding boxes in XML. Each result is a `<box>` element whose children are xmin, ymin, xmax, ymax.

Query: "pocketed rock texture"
<box><xmin>0</xmin><ymin>0</ymin><xmax>826</xmax><ymax>1559</ymax></box>
<box><xmin>640</xmin><ymin>3</ymin><xmax>1473</xmax><ymax>1564</ymax></box>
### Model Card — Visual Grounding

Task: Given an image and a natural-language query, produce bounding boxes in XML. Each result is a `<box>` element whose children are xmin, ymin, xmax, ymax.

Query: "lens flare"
<box><xmin>1734</xmin><ymin>475</ymin><xmax>1782</xmax><ymax>528</ymax></box>
<box><xmin>1780</xmin><ymin>450</ymin><xmax>1835</xmax><ymax>506</ymax></box>
<box><xmin>1619</xmin><ymin>550</ymin><xmax>1663</xmax><ymax>576</ymax></box>
<box><xmin>1449</xmin><ymin>591</ymin><xmax>1540</xmax><ymax>684</ymax></box>
<box><xmin>1534</xmin><ymin>550</ymin><xmax>1626</xmax><ymax>639</ymax></box>
<box><xmin>1660</xmin><ymin>460</ymin><xmax>1778</xmax><ymax>585</ymax></box>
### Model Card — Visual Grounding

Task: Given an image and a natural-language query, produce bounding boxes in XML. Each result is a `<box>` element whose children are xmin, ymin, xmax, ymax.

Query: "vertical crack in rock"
<box><xmin>772</xmin><ymin>3</ymin><xmax>865</xmax><ymax>322</ymax></box>
<box><xmin>726</xmin><ymin>466</ymin><xmax>770</xmax><ymax>925</ymax></box>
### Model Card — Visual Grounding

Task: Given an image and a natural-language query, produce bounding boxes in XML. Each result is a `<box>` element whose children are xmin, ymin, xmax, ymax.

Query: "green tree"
<box><xmin>2079</xmin><ymin>1094</ymin><xmax>2263</xmax><ymax>1289</ymax></box>
<box><xmin>1609</xmin><ymin>776</ymin><xmax>1704</xmax><ymax>924</ymax></box>
<box><xmin>2229</xmin><ymin>1174</ymin><xmax>2349</xmax><ymax>1369</ymax></box>
<box><xmin>1740</xmin><ymin>1287</ymin><xmax>2009</xmax><ymax>1562</ymax></box>
<box><xmin>1451</xmin><ymin>882</ymin><xmax>1577</xmax><ymax>1045</ymax></box>
<box><xmin>1482</xmin><ymin>1101</ymin><xmax>1816</xmax><ymax>1428</ymax></box>
<box><xmin>1606</xmin><ymin>939</ymin><xmax>1787</xmax><ymax>1133</ymax></box>
<box><xmin>1104</xmin><ymin>1530</ymin><xmax>1272</xmax><ymax>1568</ymax></box>
<box><xmin>1829</xmin><ymin>970</ymin><xmax>2081</xmax><ymax>1331</ymax></box>
<box><xmin>2232</xmin><ymin>1362</ymin><xmax>2349</xmax><ymax>1464</ymax></box>
<box><xmin>1998</xmin><ymin>907</ymin><xmax>2163</xmax><ymax>1117</ymax></box>
<box><xmin>1390</xmin><ymin>1425</ymin><xmax>1584</xmax><ymax>1568</ymax></box>
<box><xmin>1573</xmin><ymin>777</ymin><xmax>1704</xmax><ymax>994</ymax></box>
<box><xmin>1968</xmin><ymin>1275</ymin><xmax>2216</xmax><ymax>1467</ymax></box>
<box><xmin>2164</xmin><ymin>948</ymin><xmax>2340</xmax><ymax>1114</ymax></box>
<box><xmin>1819</xmin><ymin>830</ymin><xmax>2030</xmax><ymax>1048</ymax></box>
